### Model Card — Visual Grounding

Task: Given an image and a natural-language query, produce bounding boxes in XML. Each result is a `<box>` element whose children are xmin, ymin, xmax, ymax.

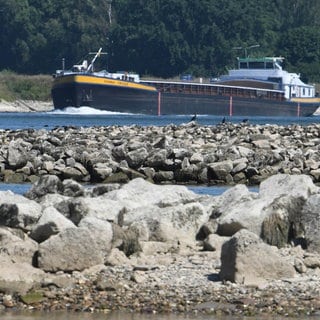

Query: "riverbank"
<box><xmin>1</xmin><ymin>174</ymin><xmax>320</xmax><ymax>318</ymax></box>
<box><xmin>0</xmin><ymin>99</ymin><xmax>53</xmax><ymax>112</ymax></box>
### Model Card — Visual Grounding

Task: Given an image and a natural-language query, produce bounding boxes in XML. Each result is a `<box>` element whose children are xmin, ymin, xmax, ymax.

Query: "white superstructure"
<box><xmin>220</xmin><ymin>57</ymin><xmax>315</xmax><ymax>100</ymax></box>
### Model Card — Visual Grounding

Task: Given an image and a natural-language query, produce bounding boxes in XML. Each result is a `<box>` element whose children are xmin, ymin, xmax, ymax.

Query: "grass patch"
<box><xmin>0</xmin><ymin>70</ymin><xmax>52</xmax><ymax>102</ymax></box>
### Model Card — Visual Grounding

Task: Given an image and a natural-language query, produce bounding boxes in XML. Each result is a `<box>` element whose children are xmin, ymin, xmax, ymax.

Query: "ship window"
<box><xmin>248</xmin><ymin>61</ymin><xmax>265</xmax><ymax>69</ymax></box>
<box><xmin>268</xmin><ymin>77</ymin><xmax>282</xmax><ymax>84</ymax></box>
<box><xmin>239</xmin><ymin>62</ymin><xmax>248</xmax><ymax>69</ymax></box>
<box><xmin>266</xmin><ymin>62</ymin><xmax>274</xmax><ymax>69</ymax></box>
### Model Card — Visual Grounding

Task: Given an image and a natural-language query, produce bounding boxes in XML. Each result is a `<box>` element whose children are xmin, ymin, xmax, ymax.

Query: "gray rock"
<box><xmin>62</xmin><ymin>179</ymin><xmax>85</xmax><ymax>197</ymax></box>
<box><xmin>6</xmin><ymin>139</ymin><xmax>30</xmax><ymax>169</ymax></box>
<box><xmin>30</xmin><ymin>206</ymin><xmax>76</xmax><ymax>243</ymax></box>
<box><xmin>259</xmin><ymin>174</ymin><xmax>319</xmax><ymax>200</ymax></box>
<box><xmin>261</xmin><ymin>195</ymin><xmax>305</xmax><ymax>248</ymax></box>
<box><xmin>78</xmin><ymin>216</ymin><xmax>113</xmax><ymax>258</ymax></box>
<box><xmin>208</xmin><ymin>160</ymin><xmax>233</xmax><ymax>181</ymax></box>
<box><xmin>25</xmin><ymin>174</ymin><xmax>63</xmax><ymax>199</ymax></box>
<box><xmin>0</xmin><ymin>191</ymin><xmax>42</xmax><ymax>231</ymax></box>
<box><xmin>0</xmin><ymin>227</ymin><xmax>38</xmax><ymax>264</ymax></box>
<box><xmin>37</xmin><ymin>227</ymin><xmax>104</xmax><ymax>272</ymax></box>
<box><xmin>301</xmin><ymin>194</ymin><xmax>320</xmax><ymax>253</ymax></box>
<box><xmin>220</xmin><ymin>229</ymin><xmax>296</xmax><ymax>286</ymax></box>
<box><xmin>203</xmin><ymin>233</ymin><xmax>229</xmax><ymax>253</ymax></box>
<box><xmin>0</xmin><ymin>259</ymin><xmax>45</xmax><ymax>295</ymax></box>
<box><xmin>126</xmin><ymin>147</ymin><xmax>148</xmax><ymax>168</ymax></box>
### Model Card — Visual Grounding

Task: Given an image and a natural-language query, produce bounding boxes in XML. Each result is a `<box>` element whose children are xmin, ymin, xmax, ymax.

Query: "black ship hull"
<box><xmin>52</xmin><ymin>75</ymin><xmax>320</xmax><ymax>117</ymax></box>
<box><xmin>52</xmin><ymin>74</ymin><xmax>158</xmax><ymax>114</ymax></box>
<box><xmin>157</xmin><ymin>92</ymin><xmax>318</xmax><ymax>117</ymax></box>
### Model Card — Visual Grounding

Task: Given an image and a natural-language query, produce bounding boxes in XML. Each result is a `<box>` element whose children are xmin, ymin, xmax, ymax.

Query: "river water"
<box><xmin>0</xmin><ymin>310</ymin><xmax>299</xmax><ymax>320</ymax></box>
<box><xmin>0</xmin><ymin>106</ymin><xmax>319</xmax><ymax>130</ymax></box>
<box><xmin>0</xmin><ymin>107</ymin><xmax>316</xmax><ymax>320</ymax></box>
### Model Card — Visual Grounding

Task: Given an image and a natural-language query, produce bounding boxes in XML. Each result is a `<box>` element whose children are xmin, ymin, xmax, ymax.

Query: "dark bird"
<box><xmin>190</xmin><ymin>114</ymin><xmax>197</xmax><ymax>122</ymax></box>
<box><xmin>242</xmin><ymin>118</ymin><xmax>249</xmax><ymax>123</ymax></box>
<box><xmin>221</xmin><ymin>117</ymin><xmax>226</xmax><ymax>123</ymax></box>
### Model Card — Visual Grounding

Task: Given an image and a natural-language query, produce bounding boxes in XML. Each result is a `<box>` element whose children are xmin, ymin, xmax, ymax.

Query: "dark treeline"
<box><xmin>1</xmin><ymin>0</ymin><xmax>320</xmax><ymax>82</ymax></box>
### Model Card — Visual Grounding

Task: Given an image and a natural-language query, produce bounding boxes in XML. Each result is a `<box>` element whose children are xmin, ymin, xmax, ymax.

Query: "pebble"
<box><xmin>1</xmin><ymin>250</ymin><xmax>320</xmax><ymax>316</ymax></box>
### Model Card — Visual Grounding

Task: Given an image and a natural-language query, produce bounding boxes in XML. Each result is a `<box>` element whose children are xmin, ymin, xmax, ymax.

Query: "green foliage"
<box><xmin>0</xmin><ymin>0</ymin><xmax>319</xmax><ymax>81</ymax></box>
<box><xmin>0</xmin><ymin>71</ymin><xmax>51</xmax><ymax>101</ymax></box>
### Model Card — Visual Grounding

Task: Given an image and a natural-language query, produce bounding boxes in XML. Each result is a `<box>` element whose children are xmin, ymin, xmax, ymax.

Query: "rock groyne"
<box><xmin>1</xmin><ymin>122</ymin><xmax>320</xmax><ymax>186</ymax></box>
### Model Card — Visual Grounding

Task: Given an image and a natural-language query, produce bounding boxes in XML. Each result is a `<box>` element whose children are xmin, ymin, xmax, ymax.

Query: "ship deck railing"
<box><xmin>140</xmin><ymin>79</ymin><xmax>285</xmax><ymax>101</ymax></box>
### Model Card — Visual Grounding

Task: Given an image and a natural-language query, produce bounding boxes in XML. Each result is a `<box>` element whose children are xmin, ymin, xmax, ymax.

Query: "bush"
<box><xmin>0</xmin><ymin>71</ymin><xmax>52</xmax><ymax>101</ymax></box>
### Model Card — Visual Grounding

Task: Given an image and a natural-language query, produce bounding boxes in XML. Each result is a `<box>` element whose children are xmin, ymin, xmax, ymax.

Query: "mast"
<box><xmin>107</xmin><ymin>0</ymin><xmax>112</xmax><ymax>25</ymax></box>
<box><xmin>87</xmin><ymin>48</ymin><xmax>103</xmax><ymax>72</ymax></box>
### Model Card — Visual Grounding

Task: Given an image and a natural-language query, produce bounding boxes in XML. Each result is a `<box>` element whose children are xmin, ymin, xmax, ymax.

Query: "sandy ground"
<box><xmin>0</xmin><ymin>100</ymin><xmax>53</xmax><ymax>112</ymax></box>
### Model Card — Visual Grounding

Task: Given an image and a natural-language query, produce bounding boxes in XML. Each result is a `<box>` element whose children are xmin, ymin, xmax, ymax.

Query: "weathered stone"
<box><xmin>0</xmin><ymin>227</ymin><xmax>38</xmax><ymax>264</ymax></box>
<box><xmin>7</xmin><ymin>139</ymin><xmax>29</xmax><ymax>169</ymax></box>
<box><xmin>203</xmin><ymin>233</ymin><xmax>229</xmax><ymax>253</ymax></box>
<box><xmin>30</xmin><ymin>206</ymin><xmax>76</xmax><ymax>243</ymax></box>
<box><xmin>37</xmin><ymin>227</ymin><xmax>104</xmax><ymax>272</ymax></box>
<box><xmin>208</xmin><ymin>160</ymin><xmax>233</xmax><ymax>181</ymax></box>
<box><xmin>261</xmin><ymin>195</ymin><xmax>305</xmax><ymax>248</ymax></box>
<box><xmin>25</xmin><ymin>175</ymin><xmax>63</xmax><ymax>199</ymax></box>
<box><xmin>62</xmin><ymin>179</ymin><xmax>85</xmax><ymax>197</ymax></box>
<box><xmin>259</xmin><ymin>174</ymin><xmax>319</xmax><ymax>200</ymax></box>
<box><xmin>0</xmin><ymin>259</ymin><xmax>45</xmax><ymax>295</ymax></box>
<box><xmin>220</xmin><ymin>229</ymin><xmax>296</xmax><ymax>285</ymax></box>
<box><xmin>0</xmin><ymin>191</ymin><xmax>42</xmax><ymax>231</ymax></box>
<box><xmin>301</xmin><ymin>194</ymin><xmax>320</xmax><ymax>253</ymax></box>
<box><xmin>126</xmin><ymin>147</ymin><xmax>148</xmax><ymax>168</ymax></box>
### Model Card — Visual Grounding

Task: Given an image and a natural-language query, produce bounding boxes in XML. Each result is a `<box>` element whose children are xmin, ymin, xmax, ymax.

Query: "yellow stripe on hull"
<box><xmin>291</xmin><ymin>97</ymin><xmax>320</xmax><ymax>103</ymax></box>
<box><xmin>53</xmin><ymin>74</ymin><xmax>157</xmax><ymax>92</ymax></box>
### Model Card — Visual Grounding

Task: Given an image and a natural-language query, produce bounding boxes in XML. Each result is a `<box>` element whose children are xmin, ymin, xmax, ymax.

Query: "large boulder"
<box><xmin>0</xmin><ymin>191</ymin><xmax>42</xmax><ymax>231</ymax></box>
<box><xmin>38</xmin><ymin>217</ymin><xmax>112</xmax><ymax>272</ymax></box>
<box><xmin>124</xmin><ymin>202</ymin><xmax>209</xmax><ymax>244</ymax></box>
<box><xmin>301</xmin><ymin>194</ymin><xmax>320</xmax><ymax>253</ymax></box>
<box><xmin>261</xmin><ymin>195</ymin><xmax>305</xmax><ymax>248</ymax></box>
<box><xmin>30</xmin><ymin>206</ymin><xmax>76</xmax><ymax>243</ymax></box>
<box><xmin>37</xmin><ymin>227</ymin><xmax>105</xmax><ymax>272</ymax></box>
<box><xmin>6</xmin><ymin>138</ymin><xmax>30</xmax><ymax>169</ymax></box>
<box><xmin>105</xmin><ymin>177</ymin><xmax>199</xmax><ymax>207</ymax></box>
<box><xmin>78</xmin><ymin>217</ymin><xmax>113</xmax><ymax>257</ymax></box>
<box><xmin>80</xmin><ymin>197</ymin><xmax>124</xmax><ymax>223</ymax></box>
<box><xmin>0</xmin><ymin>258</ymin><xmax>45</xmax><ymax>295</ymax></box>
<box><xmin>216</xmin><ymin>197</ymin><xmax>268</xmax><ymax>237</ymax></box>
<box><xmin>93</xmin><ymin>178</ymin><xmax>211</xmax><ymax>245</ymax></box>
<box><xmin>220</xmin><ymin>229</ymin><xmax>296</xmax><ymax>286</ymax></box>
<box><xmin>0</xmin><ymin>227</ymin><xmax>38</xmax><ymax>264</ymax></box>
<box><xmin>216</xmin><ymin>174</ymin><xmax>319</xmax><ymax>239</ymax></box>
<box><xmin>259</xmin><ymin>174</ymin><xmax>319</xmax><ymax>201</ymax></box>
<box><xmin>25</xmin><ymin>174</ymin><xmax>63</xmax><ymax>200</ymax></box>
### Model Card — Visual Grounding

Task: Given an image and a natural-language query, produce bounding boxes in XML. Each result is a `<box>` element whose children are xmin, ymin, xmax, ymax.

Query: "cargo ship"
<box><xmin>52</xmin><ymin>48</ymin><xmax>320</xmax><ymax>117</ymax></box>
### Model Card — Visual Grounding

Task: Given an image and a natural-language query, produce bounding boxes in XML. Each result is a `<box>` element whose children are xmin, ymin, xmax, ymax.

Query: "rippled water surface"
<box><xmin>0</xmin><ymin>106</ymin><xmax>319</xmax><ymax>130</ymax></box>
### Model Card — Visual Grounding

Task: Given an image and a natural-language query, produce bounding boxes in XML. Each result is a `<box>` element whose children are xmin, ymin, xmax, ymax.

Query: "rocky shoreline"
<box><xmin>1</xmin><ymin>173</ymin><xmax>320</xmax><ymax>317</ymax></box>
<box><xmin>1</xmin><ymin>121</ymin><xmax>320</xmax><ymax>186</ymax></box>
<box><xmin>1</xmin><ymin>121</ymin><xmax>320</xmax><ymax>317</ymax></box>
